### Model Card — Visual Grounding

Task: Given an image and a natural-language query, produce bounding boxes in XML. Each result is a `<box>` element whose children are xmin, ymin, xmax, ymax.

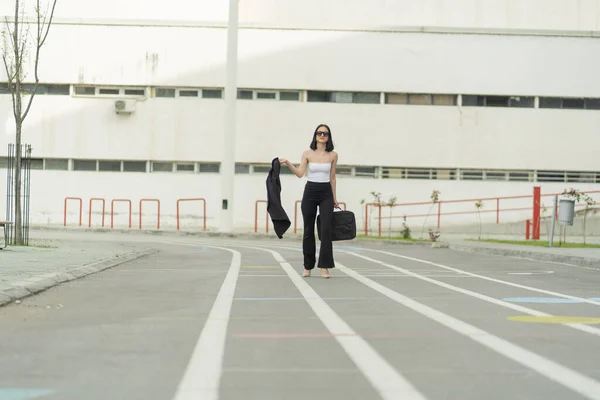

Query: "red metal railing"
<box><xmin>254</xmin><ymin>200</ymin><xmax>269</xmax><ymax>233</ymax></box>
<box><xmin>63</xmin><ymin>197</ymin><xmax>83</xmax><ymax>227</ymax></box>
<box><xmin>88</xmin><ymin>198</ymin><xmax>106</xmax><ymax>228</ymax></box>
<box><xmin>293</xmin><ymin>200</ymin><xmax>347</xmax><ymax>234</ymax></box>
<box><xmin>110</xmin><ymin>199</ymin><xmax>132</xmax><ymax>229</ymax></box>
<box><xmin>176</xmin><ymin>198</ymin><xmax>207</xmax><ymax>231</ymax></box>
<box><xmin>139</xmin><ymin>199</ymin><xmax>160</xmax><ymax>229</ymax></box>
<box><xmin>365</xmin><ymin>188</ymin><xmax>600</xmax><ymax>238</ymax></box>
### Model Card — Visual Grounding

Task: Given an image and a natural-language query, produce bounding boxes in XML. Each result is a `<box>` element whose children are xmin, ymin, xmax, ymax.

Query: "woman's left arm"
<box><xmin>330</xmin><ymin>152</ymin><xmax>339</xmax><ymax>208</ymax></box>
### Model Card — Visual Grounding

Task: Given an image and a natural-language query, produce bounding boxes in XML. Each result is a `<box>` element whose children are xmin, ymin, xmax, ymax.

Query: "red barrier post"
<box><xmin>110</xmin><ymin>199</ymin><xmax>132</xmax><ymax>229</ymax></box>
<box><xmin>437</xmin><ymin>201</ymin><xmax>442</xmax><ymax>228</ymax></box>
<box><xmin>496</xmin><ymin>198</ymin><xmax>500</xmax><ymax>224</ymax></box>
<box><xmin>88</xmin><ymin>198</ymin><xmax>105</xmax><ymax>228</ymax></box>
<box><xmin>532</xmin><ymin>186</ymin><xmax>541</xmax><ymax>240</ymax></box>
<box><xmin>177</xmin><ymin>198</ymin><xmax>207</xmax><ymax>231</ymax></box>
<box><xmin>525</xmin><ymin>219</ymin><xmax>531</xmax><ymax>240</ymax></box>
<box><xmin>254</xmin><ymin>200</ymin><xmax>268</xmax><ymax>233</ymax></box>
<box><xmin>378</xmin><ymin>204</ymin><xmax>382</xmax><ymax>237</ymax></box>
<box><xmin>294</xmin><ymin>200</ymin><xmax>302</xmax><ymax>234</ymax></box>
<box><xmin>140</xmin><ymin>199</ymin><xmax>160</xmax><ymax>229</ymax></box>
<box><xmin>64</xmin><ymin>197</ymin><xmax>83</xmax><ymax>227</ymax></box>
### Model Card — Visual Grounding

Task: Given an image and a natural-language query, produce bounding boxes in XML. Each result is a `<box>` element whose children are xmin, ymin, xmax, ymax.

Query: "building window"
<box><xmin>235</xmin><ymin>164</ymin><xmax>250</xmax><ymax>174</ymax></box>
<box><xmin>199</xmin><ymin>163</ymin><xmax>219</xmax><ymax>173</ymax></box>
<box><xmin>432</xmin><ymin>95</ymin><xmax>456</xmax><ymax>106</ymax></box>
<box><xmin>461</xmin><ymin>170</ymin><xmax>484</xmax><ymax>180</ymax></box>
<box><xmin>280</xmin><ymin>91</ymin><xmax>301</xmax><ymax>101</ymax></box>
<box><xmin>408</xmin><ymin>94</ymin><xmax>431</xmax><ymax>105</ymax></box>
<box><xmin>508</xmin><ymin>96</ymin><xmax>534</xmax><ymax>108</ymax></box>
<box><xmin>256</xmin><ymin>91</ymin><xmax>277</xmax><ymax>100</ymax></box>
<box><xmin>123</xmin><ymin>161</ymin><xmax>147</xmax><ymax>172</ymax></box>
<box><xmin>355</xmin><ymin>166</ymin><xmax>377</xmax><ymax>178</ymax></box>
<box><xmin>307</xmin><ymin>91</ymin><xmax>379</xmax><ymax>104</ymax></box>
<box><xmin>203</xmin><ymin>89</ymin><xmax>223</xmax><ymax>99</ymax></box>
<box><xmin>99</xmin><ymin>161</ymin><xmax>121</xmax><ymax>172</ymax></box>
<box><xmin>45</xmin><ymin>158</ymin><xmax>69</xmax><ymax>170</ymax></box>
<box><xmin>124</xmin><ymin>88</ymin><xmax>145</xmax><ymax>96</ymax></box>
<box><xmin>336</xmin><ymin>166</ymin><xmax>352</xmax><ymax>176</ymax></box>
<box><xmin>562</xmin><ymin>98</ymin><xmax>585</xmax><ymax>109</ymax></box>
<box><xmin>74</xmin><ymin>86</ymin><xmax>95</xmax><ymax>95</ymax></box>
<box><xmin>73</xmin><ymin>160</ymin><xmax>97</xmax><ymax>171</ymax></box>
<box><xmin>156</xmin><ymin>88</ymin><xmax>176</xmax><ymax>98</ymax></box>
<box><xmin>175</xmin><ymin>163</ymin><xmax>195</xmax><ymax>172</ymax></box>
<box><xmin>98</xmin><ymin>88</ymin><xmax>120</xmax><ymax>95</ymax></box>
<box><xmin>152</xmin><ymin>162</ymin><xmax>173</xmax><ymax>172</ymax></box>
<box><xmin>179</xmin><ymin>90</ymin><xmax>199</xmax><ymax>97</ymax></box>
<box><xmin>238</xmin><ymin>90</ymin><xmax>253</xmax><ymax>100</ymax></box>
<box><xmin>353</xmin><ymin>92</ymin><xmax>380</xmax><ymax>104</ymax></box>
<box><xmin>484</xmin><ymin>171</ymin><xmax>507</xmax><ymax>181</ymax></box>
<box><xmin>585</xmin><ymin>99</ymin><xmax>600</xmax><ymax>110</ymax></box>
<box><xmin>508</xmin><ymin>171</ymin><xmax>531</xmax><ymax>181</ymax></box>
<box><xmin>537</xmin><ymin>170</ymin><xmax>565</xmax><ymax>182</ymax></box>
<box><xmin>406</xmin><ymin>168</ymin><xmax>432</xmax><ymax>179</ymax></box>
<box><xmin>385</xmin><ymin>93</ymin><xmax>408</xmax><ymax>105</ymax></box>
<box><xmin>539</xmin><ymin>97</ymin><xmax>562</xmax><ymax>109</ymax></box>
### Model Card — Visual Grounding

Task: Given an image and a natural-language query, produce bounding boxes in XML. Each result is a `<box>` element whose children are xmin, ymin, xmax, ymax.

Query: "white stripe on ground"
<box><xmin>245</xmin><ymin>246</ymin><xmax>428</xmax><ymax>400</ymax></box>
<box><xmin>335</xmin><ymin>261</ymin><xmax>600</xmax><ymax>400</ymax></box>
<box><xmin>171</xmin><ymin>246</ymin><xmax>241</xmax><ymax>400</ymax></box>
<box><xmin>346</xmin><ymin>251</ymin><xmax>600</xmax><ymax>338</ymax></box>
<box><xmin>366</xmin><ymin>248</ymin><xmax>600</xmax><ymax>306</ymax></box>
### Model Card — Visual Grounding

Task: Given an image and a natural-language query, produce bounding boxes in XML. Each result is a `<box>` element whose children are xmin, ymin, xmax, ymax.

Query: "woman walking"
<box><xmin>279</xmin><ymin>124</ymin><xmax>339</xmax><ymax>278</ymax></box>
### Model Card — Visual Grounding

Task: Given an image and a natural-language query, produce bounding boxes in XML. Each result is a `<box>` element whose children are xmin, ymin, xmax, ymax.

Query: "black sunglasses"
<box><xmin>316</xmin><ymin>131</ymin><xmax>329</xmax><ymax>137</ymax></box>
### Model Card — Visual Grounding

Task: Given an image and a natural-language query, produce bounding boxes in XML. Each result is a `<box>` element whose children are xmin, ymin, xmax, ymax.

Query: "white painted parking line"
<box><xmin>172</xmin><ymin>246</ymin><xmax>241</xmax><ymax>400</ymax></box>
<box><xmin>366</xmin><ymin>248</ymin><xmax>600</xmax><ymax>306</ymax></box>
<box><xmin>335</xmin><ymin>261</ymin><xmax>600</xmax><ymax>400</ymax></box>
<box><xmin>245</xmin><ymin>246</ymin><xmax>428</xmax><ymax>400</ymax></box>
<box><xmin>345</xmin><ymin>251</ymin><xmax>600</xmax><ymax>338</ymax></box>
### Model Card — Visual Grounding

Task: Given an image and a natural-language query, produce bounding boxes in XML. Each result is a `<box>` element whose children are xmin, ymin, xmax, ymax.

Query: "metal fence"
<box><xmin>5</xmin><ymin>143</ymin><xmax>32</xmax><ymax>245</ymax></box>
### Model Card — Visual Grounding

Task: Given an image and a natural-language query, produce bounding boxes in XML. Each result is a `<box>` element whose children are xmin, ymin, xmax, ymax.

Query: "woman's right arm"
<box><xmin>282</xmin><ymin>151</ymin><xmax>308</xmax><ymax>178</ymax></box>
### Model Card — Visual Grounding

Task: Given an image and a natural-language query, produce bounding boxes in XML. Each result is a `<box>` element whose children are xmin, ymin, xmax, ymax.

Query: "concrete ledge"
<box><xmin>449</xmin><ymin>244</ymin><xmax>600</xmax><ymax>270</ymax></box>
<box><xmin>0</xmin><ymin>248</ymin><xmax>157</xmax><ymax>308</ymax></box>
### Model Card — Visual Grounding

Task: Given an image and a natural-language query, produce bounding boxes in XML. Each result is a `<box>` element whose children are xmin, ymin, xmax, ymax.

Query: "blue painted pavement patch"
<box><xmin>503</xmin><ymin>297</ymin><xmax>600</xmax><ymax>304</ymax></box>
<box><xmin>235</xmin><ymin>297</ymin><xmax>382</xmax><ymax>301</ymax></box>
<box><xmin>0</xmin><ymin>389</ymin><xmax>55</xmax><ymax>400</ymax></box>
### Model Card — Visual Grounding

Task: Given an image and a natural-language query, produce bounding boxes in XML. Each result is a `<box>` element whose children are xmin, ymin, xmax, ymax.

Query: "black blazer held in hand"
<box><xmin>266</xmin><ymin>157</ymin><xmax>291</xmax><ymax>238</ymax></box>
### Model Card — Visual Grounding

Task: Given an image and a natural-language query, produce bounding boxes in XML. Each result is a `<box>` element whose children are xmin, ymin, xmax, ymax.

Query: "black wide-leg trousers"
<box><xmin>301</xmin><ymin>181</ymin><xmax>335</xmax><ymax>270</ymax></box>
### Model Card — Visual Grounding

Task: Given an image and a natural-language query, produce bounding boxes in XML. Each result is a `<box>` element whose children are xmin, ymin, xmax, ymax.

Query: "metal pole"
<box><xmin>219</xmin><ymin>0</ymin><xmax>239</xmax><ymax>232</ymax></box>
<box><xmin>549</xmin><ymin>195</ymin><xmax>557</xmax><ymax>247</ymax></box>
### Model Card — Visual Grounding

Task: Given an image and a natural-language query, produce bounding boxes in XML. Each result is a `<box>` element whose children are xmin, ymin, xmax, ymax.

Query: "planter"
<box><xmin>558</xmin><ymin>199</ymin><xmax>575</xmax><ymax>226</ymax></box>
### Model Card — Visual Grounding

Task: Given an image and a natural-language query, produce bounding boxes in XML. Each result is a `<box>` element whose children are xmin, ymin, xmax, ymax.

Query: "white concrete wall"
<box><xmin>2</xmin><ymin>0</ymin><xmax>599</xmax><ymax>31</ymax></box>
<box><xmin>1</xmin><ymin>167</ymin><xmax>599</xmax><ymax>236</ymax></box>
<box><xmin>1</xmin><ymin>95</ymin><xmax>599</xmax><ymax>171</ymax></box>
<box><xmin>1</xmin><ymin>25</ymin><xmax>599</xmax><ymax>96</ymax></box>
<box><xmin>1</xmin><ymin>0</ymin><xmax>599</xmax><ymax>235</ymax></box>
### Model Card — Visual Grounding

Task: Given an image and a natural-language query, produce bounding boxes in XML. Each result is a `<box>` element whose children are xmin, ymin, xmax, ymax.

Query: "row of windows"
<box><xmin>1</xmin><ymin>157</ymin><xmax>600</xmax><ymax>183</ymax></box>
<box><xmin>2</xmin><ymin>82</ymin><xmax>599</xmax><ymax>111</ymax></box>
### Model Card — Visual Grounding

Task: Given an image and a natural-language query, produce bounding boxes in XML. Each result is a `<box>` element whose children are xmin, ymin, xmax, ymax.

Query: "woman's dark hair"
<box><xmin>309</xmin><ymin>123</ymin><xmax>334</xmax><ymax>152</ymax></box>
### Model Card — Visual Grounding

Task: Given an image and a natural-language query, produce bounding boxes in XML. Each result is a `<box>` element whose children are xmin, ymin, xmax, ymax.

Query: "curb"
<box><xmin>0</xmin><ymin>248</ymin><xmax>158</xmax><ymax>307</ymax></box>
<box><xmin>30</xmin><ymin>225</ymin><xmax>441</xmax><ymax>246</ymax></box>
<box><xmin>448</xmin><ymin>244</ymin><xmax>600</xmax><ymax>270</ymax></box>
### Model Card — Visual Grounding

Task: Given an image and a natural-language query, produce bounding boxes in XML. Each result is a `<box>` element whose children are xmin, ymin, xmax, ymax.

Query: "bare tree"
<box><xmin>1</xmin><ymin>0</ymin><xmax>57</xmax><ymax>244</ymax></box>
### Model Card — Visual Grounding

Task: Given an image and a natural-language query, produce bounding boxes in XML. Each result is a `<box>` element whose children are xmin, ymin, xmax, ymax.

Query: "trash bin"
<box><xmin>558</xmin><ymin>199</ymin><xmax>575</xmax><ymax>226</ymax></box>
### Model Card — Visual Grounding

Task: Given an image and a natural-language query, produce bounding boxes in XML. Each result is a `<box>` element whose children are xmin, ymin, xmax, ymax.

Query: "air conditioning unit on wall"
<box><xmin>115</xmin><ymin>99</ymin><xmax>136</xmax><ymax>114</ymax></box>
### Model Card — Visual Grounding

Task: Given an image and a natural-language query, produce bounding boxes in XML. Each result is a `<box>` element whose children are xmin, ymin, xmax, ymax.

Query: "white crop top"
<box><xmin>307</xmin><ymin>162</ymin><xmax>331</xmax><ymax>183</ymax></box>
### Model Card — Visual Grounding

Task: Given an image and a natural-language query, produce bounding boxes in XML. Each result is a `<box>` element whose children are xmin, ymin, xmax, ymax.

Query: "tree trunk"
<box><xmin>583</xmin><ymin>206</ymin><xmax>588</xmax><ymax>245</ymax></box>
<box><xmin>14</xmin><ymin>121</ymin><xmax>23</xmax><ymax>245</ymax></box>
